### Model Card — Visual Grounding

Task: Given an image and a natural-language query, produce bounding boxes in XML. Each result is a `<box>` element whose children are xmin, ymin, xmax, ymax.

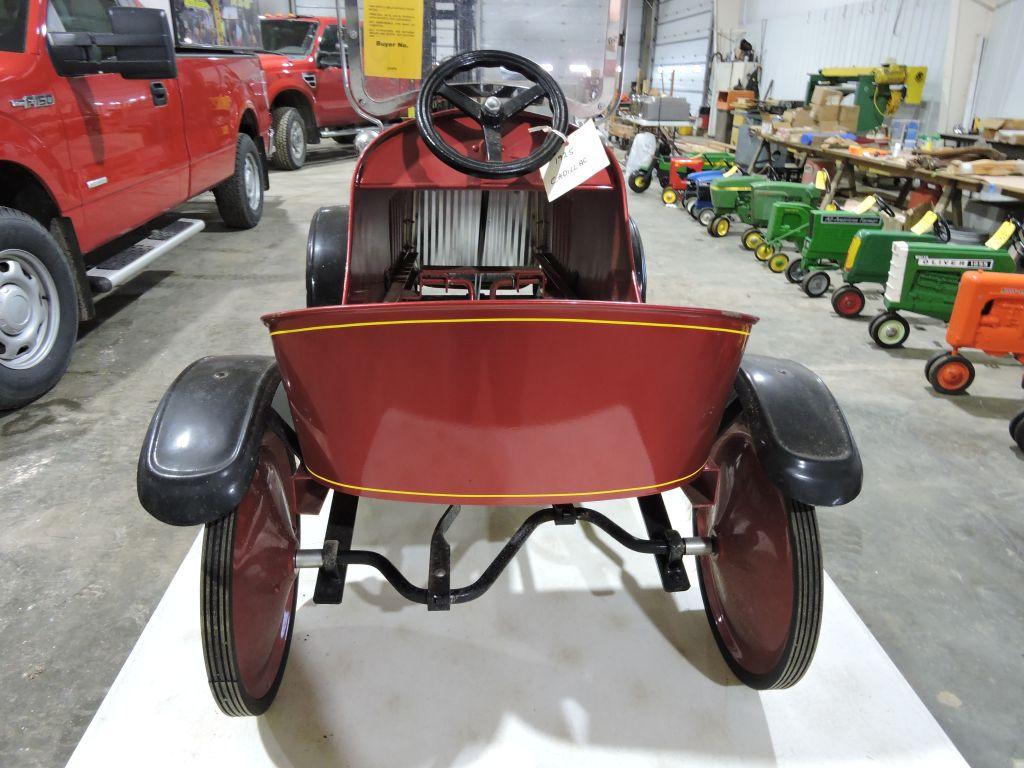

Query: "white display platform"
<box><xmin>67</xmin><ymin>490</ymin><xmax>968</xmax><ymax>768</ymax></box>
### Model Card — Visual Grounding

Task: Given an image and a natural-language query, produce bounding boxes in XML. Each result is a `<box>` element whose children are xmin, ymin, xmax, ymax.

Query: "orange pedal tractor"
<box><xmin>925</xmin><ymin>270</ymin><xmax>1024</xmax><ymax>395</ymax></box>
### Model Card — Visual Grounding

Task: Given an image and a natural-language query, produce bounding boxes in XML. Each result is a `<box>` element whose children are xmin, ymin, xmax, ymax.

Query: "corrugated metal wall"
<box><xmin>294</xmin><ymin>0</ymin><xmax>339</xmax><ymax>15</ymax></box>
<box><xmin>651</xmin><ymin>0</ymin><xmax>712</xmax><ymax>107</ymax></box>
<box><xmin>747</xmin><ymin>0</ymin><xmax>950</xmax><ymax>130</ymax></box>
<box><xmin>972</xmin><ymin>0</ymin><xmax>1024</xmax><ymax>119</ymax></box>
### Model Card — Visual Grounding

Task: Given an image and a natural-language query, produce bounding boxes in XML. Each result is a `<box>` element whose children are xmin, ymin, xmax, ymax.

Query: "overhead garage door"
<box><xmin>650</xmin><ymin>0</ymin><xmax>711</xmax><ymax>110</ymax></box>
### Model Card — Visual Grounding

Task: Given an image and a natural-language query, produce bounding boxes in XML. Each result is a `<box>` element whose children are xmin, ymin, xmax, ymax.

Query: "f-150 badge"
<box><xmin>10</xmin><ymin>94</ymin><xmax>55</xmax><ymax>109</ymax></box>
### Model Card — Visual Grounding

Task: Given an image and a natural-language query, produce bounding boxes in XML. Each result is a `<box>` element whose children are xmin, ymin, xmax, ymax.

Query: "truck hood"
<box><xmin>258</xmin><ymin>52</ymin><xmax>313</xmax><ymax>75</ymax></box>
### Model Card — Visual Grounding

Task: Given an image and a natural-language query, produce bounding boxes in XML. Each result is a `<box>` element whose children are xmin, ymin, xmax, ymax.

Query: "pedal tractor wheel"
<box><xmin>698</xmin><ymin>208</ymin><xmax>716</xmax><ymax>228</ymax></box>
<box><xmin>695</xmin><ymin>418</ymin><xmax>823</xmax><ymax>689</ymax></box>
<box><xmin>661</xmin><ymin>187</ymin><xmax>679</xmax><ymax>205</ymax></box>
<box><xmin>685</xmin><ymin>197</ymin><xmax>698</xmax><ymax>217</ymax></box>
<box><xmin>768</xmin><ymin>252</ymin><xmax>790</xmax><ymax>273</ymax></box>
<box><xmin>755</xmin><ymin>242</ymin><xmax>774</xmax><ymax>262</ymax></box>
<box><xmin>742</xmin><ymin>228</ymin><xmax>764</xmax><ymax>251</ymax></box>
<box><xmin>1010</xmin><ymin>410</ymin><xmax>1024</xmax><ymax>451</ymax></box>
<box><xmin>831</xmin><ymin>284</ymin><xmax>866</xmax><ymax>317</ymax></box>
<box><xmin>869</xmin><ymin>311</ymin><xmax>910</xmax><ymax>348</ymax></box>
<box><xmin>785</xmin><ymin>258</ymin><xmax>804</xmax><ymax>284</ymax></box>
<box><xmin>802</xmin><ymin>270</ymin><xmax>831</xmax><ymax>298</ymax></box>
<box><xmin>924</xmin><ymin>350</ymin><xmax>947</xmax><ymax>382</ymax></box>
<box><xmin>928</xmin><ymin>353</ymin><xmax>975</xmax><ymax>395</ymax></box>
<box><xmin>201</xmin><ymin>416</ymin><xmax>300</xmax><ymax>717</ymax></box>
<box><xmin>709</xmin><ymin>215</ymin><xmax>731</xmax><ymax>238</ymax></box>
<box><xmin>627</xmin><ymin>171</ymin><xmax>650</xmax><ymax>193</ymax></box>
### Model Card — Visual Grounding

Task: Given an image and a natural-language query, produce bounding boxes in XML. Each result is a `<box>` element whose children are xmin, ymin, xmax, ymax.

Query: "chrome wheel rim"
<box><xmin>0</xmin><ymin>248</ymin><xmax>60</xmax><ymax>370</ymax></box>
<box><xmin>244</xmin><ymin>154</ymin><xmax>261</xmax><ymax>212</ymax></box>
<box><xmin>288</xmin><ymin>120</ymin><xmax>305</xmax><ymax>161</ymax></box>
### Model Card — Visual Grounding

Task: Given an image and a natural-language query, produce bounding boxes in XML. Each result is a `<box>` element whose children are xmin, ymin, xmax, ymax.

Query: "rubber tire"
<box><xmin>662</xmin><ymin>187</ymin><xmax>678</xmax><ymax>205</ymax></box>
<box><xmin>802</xmin><ymin>271</ymin><xmax>831</xmax><ymax>298</ymax></box>
<box><xmin>201</xmin><ymin>416</ymin><xmax>298</xmax><ymax>717</ymax></box>
<box><xmin>0</xmin><ymin>208</ymin><xmax>79</xmax><ymax>411</ymax></box>
<box><xmin>741</xmin><ymin>228</ymin><xmax>763</xmax><ymax>251</ymax></box>
<box><xmin>927</xmin><ymin>353</ymin><xmax>975</xmax><ymax>395</ymax></box>
<box><xmin>785</xmin><ymin>257</ymin><xmax>805</xmax><ymax>284</ymax></box>
<box><xmin>831</xmin><ymin>284</ymin><xmax>866</xmax><ymax>317</ymax></box>
<box><xmin>698</xmin><ymin>208</ymin><xmax>715</xmax><ymax>228</ymax></box>
<box><xmin>629</xmin><ymin>217</ymin><xmax>648</xmax><ymax>302</ymax></box>
<box><xmin>1010</xmin><ymin>410</ymin><xmax>1024</xmax><ymax>451</ymax></box>
<box><xmin>709</xmin><ymin>215</ymin><xmax>731</xmax><ymax>238</ymax></box>
<box><xmin>214</xmin><ymin>134</ymin><xmax>264</xmax><ymax>230</ymax></box>
<box><xmin>628</xmin><ymin>171</ymin><xmax>651</xmax><ymax>193</ymax></box>
<box><xmin>306</xmin><ymin>206</ymin><xmax>349</xmax><ymax>307</ymax></box>
<box><xmin>271</xmin><ymin>107</ymin><xmax>307</xmax><ymax>171</ymax></box>
<box><xmin>694</xmin><ymin>419</ymin><xmax>823</xmax><ymax>690</ymax></box>
<box><xmin>684</xmin><ymin>197</ymin><xmax>697</xmax><ymax>217</ymax></box>
<box><xmin>924</xmin><ymin>350</ymin><xmax>948</xmax><ymax>382</ymax></box>
<box><xmin>869</xmin><ymin>311</ymin><xmax>910</xmax><ymax>348</ymax></box>
<box><xmin>768</xmin><ymin>253</ymin><xmax>789</xmax><ymax>273</ymax></box>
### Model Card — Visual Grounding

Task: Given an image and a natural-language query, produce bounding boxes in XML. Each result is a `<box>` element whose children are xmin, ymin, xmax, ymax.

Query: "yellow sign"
<box><xmin>911</xmin><ymin>210</ymin><xmax>938</xmax><ymax>235</ymax></box>
<box><xmin>363</xmin><ymin>0</ymin><xmax>424</xmax><ymax>80</ymax></box>
<box><xmin>985</xmin><ymin>220</ymin><xmax>1016</xmax><ymax>250</ymax></box>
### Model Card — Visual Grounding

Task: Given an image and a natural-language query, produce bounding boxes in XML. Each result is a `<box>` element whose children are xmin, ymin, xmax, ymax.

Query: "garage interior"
<box><xmin>1</xmin><ymin>1</ymin><xmax>1023</xmax><ymax>767</ymax></box>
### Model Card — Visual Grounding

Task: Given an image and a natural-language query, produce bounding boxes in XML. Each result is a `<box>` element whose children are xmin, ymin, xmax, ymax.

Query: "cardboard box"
<box><xmin>995</xmin><ymin>129</ymin><xmax>1024</xmax><ymax>146</ymax></box>
<box><xmin>818</xmin><ymin>121</ymin><xmax>842</xmax><ymax>133</ymax></box>
<box><xmin>978</xmin><ymin>117</ymin><xmax>1024</xmax><ymax>139</ymax></box>
<box><xmin>839</xmin><ymin>104</ymin><xmax>860</xmax><ymax>132</ymax></box>
<box><xmin>811</xmin><ymin>86</ymin><xmax>843</xmax><ymax>106</ymax></box>
<box><xmin>790</xmin><ymin>108</ymin><xmax>815</xmax><ymax>126</ymax></box>
<box><xmin>811</xmin><ymin>103</ymin><xmax>840</xmax><ymax>123</ymax></box>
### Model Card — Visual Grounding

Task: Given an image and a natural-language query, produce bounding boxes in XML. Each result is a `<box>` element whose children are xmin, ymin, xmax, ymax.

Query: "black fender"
<box><xmin>137</xmin><ymin>356</ymin><xmax>286</xmax><ymax>526</ymax></box>
<box><xmin>306</xmin><ymin>205</ymin><xmax>348</xmax><ymax>307</ymax></box>
<box><xmin>733</xmin><ymin>354</ymin><xmax>862</xmax><ymax>506</ymax></box>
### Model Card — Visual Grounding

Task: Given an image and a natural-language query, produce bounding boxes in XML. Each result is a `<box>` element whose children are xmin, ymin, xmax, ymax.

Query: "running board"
<box><xmin>86</xmin><ymin>218</ymin><xmax>204</xmax><ymax>296</ymax></box>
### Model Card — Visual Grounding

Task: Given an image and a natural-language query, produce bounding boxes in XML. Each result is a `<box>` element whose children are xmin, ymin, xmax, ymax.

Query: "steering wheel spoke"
<box><xmin>482</xmin><ymin>124</ymin><xmax>504</xmax><ymax>162</ymax></box>
<box><xmin>438</xmin><ymin>83</ymin><xmax>483</xmax><ymax>121</ymax></box>
<box><xmin>499</xmin><ymin>84</ymin><xmax>545</xmax><ymax>119</ymax></box>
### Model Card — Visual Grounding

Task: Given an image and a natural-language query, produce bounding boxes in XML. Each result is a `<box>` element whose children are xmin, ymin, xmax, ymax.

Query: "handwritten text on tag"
<box><xmin>539</xmin><ymin>120</ymin><xmax>610</xmax><ymax>202</ymax></box>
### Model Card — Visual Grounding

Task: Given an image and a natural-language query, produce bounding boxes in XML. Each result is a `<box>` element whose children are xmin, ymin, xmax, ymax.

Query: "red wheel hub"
<box><xmin>696</xmin><ymin>423</ymin><xmax>794</xmax><ymax>675</ymax></box>
<box><xmin>937</xmin><ymin>361</ymin><xmax>971</xmax><ymax>392</ymax></box>
<box><xmin>232</xmin><ymin>433</ymin><xmax>299</xmax><ymax>699</ymax></box>
<box><xmin>835</xmin><ymin>289</ymin><xmax>864</xmax><ymax>316</ymax></box>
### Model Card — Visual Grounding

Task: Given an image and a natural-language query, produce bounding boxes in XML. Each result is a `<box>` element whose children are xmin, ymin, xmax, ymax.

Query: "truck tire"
<box><xmin>272</xmin><ymin>107</ymin><xmax>307</xmax><ymax>171</ymax></box>
<box><xmin>214</xmin><ymin>134</ymin><xmax>264</xmax><ymax>229</ymax></box>
<box><xmin>0</xmin><ymin>207</ymin><xmax>79</xmax><ymax>410</ymax></box>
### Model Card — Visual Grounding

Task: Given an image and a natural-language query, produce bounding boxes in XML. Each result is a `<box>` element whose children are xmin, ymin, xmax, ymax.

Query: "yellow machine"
<box><xmin>807</xmin><ymin>63</ymin><xmax>928</xmax><ymax>133</ymax></box>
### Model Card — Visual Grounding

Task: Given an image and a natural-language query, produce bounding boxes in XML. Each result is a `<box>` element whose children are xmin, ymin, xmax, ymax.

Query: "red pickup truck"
<box><xmin>0</xmin><ymin>0</ymin><xmax>272</xmax><ymax>410</ymax></box>
<box><xmin>259</xmin><ymin>14</ymin><xmax>374</xmax><ymax>170</ymax></box>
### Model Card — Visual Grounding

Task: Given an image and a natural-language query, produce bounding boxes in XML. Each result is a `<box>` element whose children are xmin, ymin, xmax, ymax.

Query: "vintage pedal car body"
<box><xmin>137</xmin><ymin>0</ymin><xmax>863</xmax><ymax>716</ymax></box>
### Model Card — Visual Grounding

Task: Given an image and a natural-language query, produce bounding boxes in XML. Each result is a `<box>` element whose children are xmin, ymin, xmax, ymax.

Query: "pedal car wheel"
<box><xmin>695</xmin><ymin>419</ymin><xmax>823</xmax><ymax>689</ymax></box>
<box><xmin>1010</xmin><ymin>410</ymin><xmax>1024</xmax><ymax>451</ymax></box>
<box><xmin>628</xmin><ymin>171</ymin><xmax>650</xmax><ymax>193</ymax></box>
<box><xmin>201</xmin><ymin>417</ymin><xmax>299</xmax><ymax>717</ymax></box>
<box><xmin>684</xmin><ymin>196</ymin><xmax>697</xmax><ymax>216</ymax></box>
<box><xmin>869</xmin><ymin>311</ymin><xmax>910</xmax><ymax>348</ymax></box>
<box><xmin>741</xmin><ymin>228</ymin><xmax>764</xmax><ymax>251</ymax></box>
<box><xmin>924</xmin><ymin>350</ymin><xmax>947</xmax><ymax>381</ymax></box>
<box><xmin>698</xmin><ymin>208</ymin><xmax>716</xmax><ymax>228</ymax></box>
<box><xmin>661</xmin><ymin>187</ymin><xmax>678</xmax><ymax>205</ymax></box>
<box><xmin>927</xmin><ymin>353</ymin><xmax>975</xmax><ymax>395</ymax></box>
<box><xmin>755</xmin><ymin>242</ymin><xmax>774</xmax><ymax>262</ymax></box>
<box><xmin>709</xmin><ymin>216</ymin><xmax>731</xmax><ymax>238</ymax></box>
<box><xmin>831</xmin><ymin>284</ymin><xmax>865</xmax><ymax>317</ymax></box>
<box><xmin>801</xmin><ymin>271</ymin><xmax>831</xmax><ymax>297</ymax></box>
<box><xmin>768</xmin><ymin>253</ymin><xmax>790</xmax><ymax>273</ymax></box>
<box><xmin>785</xmin><ymin>258</ymin><xmax>804</xmax><ymax>284</ymax></box>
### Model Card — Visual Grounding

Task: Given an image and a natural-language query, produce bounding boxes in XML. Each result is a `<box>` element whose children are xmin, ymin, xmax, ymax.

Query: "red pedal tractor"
<box><xmin>926</xmin><ymin>271</ymin><xmax>1024</xmax><ymax>397</ymax></box>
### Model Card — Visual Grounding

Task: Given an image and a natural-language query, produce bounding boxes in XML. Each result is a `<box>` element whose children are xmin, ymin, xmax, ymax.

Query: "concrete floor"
<box><xmin>0</xmin><ymin>145</ymin><xmax>1021</xmax><ymax>768</ymax></box>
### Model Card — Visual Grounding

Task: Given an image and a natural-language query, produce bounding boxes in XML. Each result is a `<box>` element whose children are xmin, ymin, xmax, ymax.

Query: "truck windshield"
<box><xmin>261</xmin><ymin>20</ymin><xmax>317</xmax><ymax>57</ymax></box>
<box><xmin>0</xmin><ymin>0</ymin><xmax>29</xmax><ymax>52</ymax></box>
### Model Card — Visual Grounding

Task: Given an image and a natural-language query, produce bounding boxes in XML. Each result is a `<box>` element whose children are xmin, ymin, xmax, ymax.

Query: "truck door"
<box><xmin>47</xmin><ymin>0</ymin><xmax>189</xmax><ymax>252</ymax></box>
<box><xmin>313</xmin><ymin>24</ymin><xmax>358</xmax><ymax>127</ymax></box>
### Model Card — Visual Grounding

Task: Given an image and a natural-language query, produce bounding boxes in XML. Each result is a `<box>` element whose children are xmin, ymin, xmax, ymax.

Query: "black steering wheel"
<box><xmin>874</xmin><ymin>198</ymin><xmax>896</xmax><ymax>217</ymax></box>
<box><xmin>933</xmin><ymin>213</ymin><xmax>951</xmax><ymax>243</ymax></box>
<box><xmin>416</xmin><ymin>50</ymin><xmax>569</xmax><ymax>179</ymax></box>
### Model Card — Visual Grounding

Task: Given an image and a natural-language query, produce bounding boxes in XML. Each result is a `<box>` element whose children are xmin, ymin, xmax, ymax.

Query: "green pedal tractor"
<box><xmin>867</xmin><ymin>221</ymin><xmax>1022</xmax><ymax>348</ymax></box>
<box><xmin>707</xmin><ymin>175</ymin><xmax>823</xmax><ymax>248</ymax></box>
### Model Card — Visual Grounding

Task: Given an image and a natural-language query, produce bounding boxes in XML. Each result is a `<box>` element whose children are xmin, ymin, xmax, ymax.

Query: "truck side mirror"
<box><xmin>316</xmin><ymin>50</ymin><xmax>342</xmax><ymax>69</ymax></box>
<box><xmin>48</xmin><ymin>7</ymin><xmax>176</xmax><ymax>80</ymax></box>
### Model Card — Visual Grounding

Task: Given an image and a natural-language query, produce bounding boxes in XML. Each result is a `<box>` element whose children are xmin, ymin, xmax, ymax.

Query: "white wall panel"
<box><xmin>743</xmin><ymin>0</ymin><xmax>950</xmax><ymax>130</ymax></box>
<box><xmin>652</xmin><ymin>0</ymin><xmax>712</xmax><ymax>108</ymax></box>
<box><xmin>972</xmin><ymin>0</ymin><xmax>1024</xmax><ymax>120</ymax></box>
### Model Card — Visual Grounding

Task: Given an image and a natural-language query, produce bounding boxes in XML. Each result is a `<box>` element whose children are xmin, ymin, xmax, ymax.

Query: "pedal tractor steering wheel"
<box><xmin>416</xmin><ymin>50</ymin><xmax>569</xmax><ymax>179</ymax></box>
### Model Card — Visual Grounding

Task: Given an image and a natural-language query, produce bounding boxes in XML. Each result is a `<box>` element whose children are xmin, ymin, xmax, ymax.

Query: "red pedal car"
<box><xmin>138</xmin><ymin>0</ymin><xmax>862</xmax><ymax>716</ymax></box>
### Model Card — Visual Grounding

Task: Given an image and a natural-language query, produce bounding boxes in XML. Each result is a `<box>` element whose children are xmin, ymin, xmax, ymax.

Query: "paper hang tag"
<box><xmin>853</xmin><ymin>195</ymin><xmax>877</xmax><ymax>214</ymax></box>
<box><xmin>723</xmin><ymin>166</ymin><xmax>740</xmax><ymax>177</ymax></box>
<box><xmin>815</xmin><ymin>169</ymin><xmax>829</xmax><ymax>190</ymax></box>
<box><xmin>985</xmin><ymin>220</ymin><xmax>1017</xmax><ymax>250</ymax></box>
<box><xmin>911</xmin><ymin>210</ymin><xmax>938</xmax><ymax>235</ymax></box>
<box><xmin>538</xmin><ymin>120</ymin><xmax>610</xmax><ymax>202</ymax></box>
